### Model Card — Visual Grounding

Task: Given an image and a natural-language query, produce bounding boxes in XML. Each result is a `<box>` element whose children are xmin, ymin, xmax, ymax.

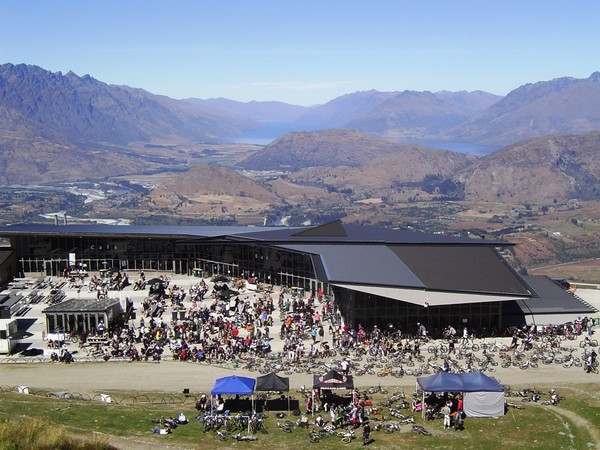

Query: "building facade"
<box><xmin>1</xmin><ymin>221</ymin><xmax>595</xmax><ymax>336</ymax></box>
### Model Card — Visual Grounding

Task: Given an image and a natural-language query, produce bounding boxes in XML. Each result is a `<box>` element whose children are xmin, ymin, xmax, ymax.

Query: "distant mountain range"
<box><xmin>1</xmin><ymin>62</ymin><xmax>600</xmax><ymax>208</ymax></box>
<box><xmin>451</xmin><ymin>72</ymin><xmax>600</xmax><ymax>146</ymax></box>
<box><xmin>3</xmin><ymin>63</ymin><xmax>600</xmax><ymax>152</ymax></box>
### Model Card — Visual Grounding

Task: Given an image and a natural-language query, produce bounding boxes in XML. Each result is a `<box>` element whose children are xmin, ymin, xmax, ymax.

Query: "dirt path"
<box><xmin>536</xmin><ymin>404</ymin><xmax>600</xmax><ymax>449</ymax></box>
<box><xmin>1</xmin><ymin>357</ymin><xmax>598</xmax><ymax>396</ymax></box>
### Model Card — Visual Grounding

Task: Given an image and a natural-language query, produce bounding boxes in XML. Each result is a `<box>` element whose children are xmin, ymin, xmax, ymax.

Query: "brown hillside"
<box><xmin>266</xmin><ymin>177</ymin><xmax>349</xmax><ymax>207</ymax></box>
<box><xmin>146</xmin><ymin>165</ymin><xmax>282</xmax><ymax>219</ymax></box>
<box><xmin>454</xmin><ymin>132</ymin><xmax>600</xmax><ymax>203</ymax></box>
<box><xmin>156</xmin><ymin>165</ymin><xmax>279</xmax><ymax>201</ymax></box>
<box><xmin>0</xmin><ymin>132</ymin><xmax>156</xmax><ymax>184</ymax></box>
<box><xmin>237</xmin><ymin>129</ymin><xmax>401</xmax><ymax>171</ymax></box>
<box><xmin>293</xmin><ymin>144</ymin><xmax>476</xmax><ymax>199</ymax></box>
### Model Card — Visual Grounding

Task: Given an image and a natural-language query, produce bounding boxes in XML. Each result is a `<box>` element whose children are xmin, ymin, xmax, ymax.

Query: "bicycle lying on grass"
<box><xmin>338</xmin><ymin>429</ymin><xmax>356</xmax><ymax>444</ymax></box>
<box><xmin>505</xmin><ymin>402</ymin><xmax>525</xmax><ymax>410</ymax></box>
<box><xmin>308</xmin><ymin>429</ymin><xmax>321</xmax><ymax>443</ymax></box>
<box><xmin>412</xmin><ymin>424</ymin><xmax>432</xmax><ymax>436</ymax></box>
<box><xmin>276</xmin><ymin>420</ymin><xmax>293</xmax><ymax>433</ymax></box>
<box><xmin>216</xmin><ymin>430</ymin><xmax>229</xmax><ymax>441</ymax></box>
<box><xmin>233</xmin><ymin>433</ymin><xmax>258</xmax><ymax>441</ymax></box>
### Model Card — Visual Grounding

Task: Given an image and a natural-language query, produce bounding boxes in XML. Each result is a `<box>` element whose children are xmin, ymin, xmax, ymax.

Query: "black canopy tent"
<box><xmin>312</xmin><ymin>370</ymin><xmax>355</xmax><ymax>415</ymax></box>
<box><xmin>256</xmin><ymin>372</ymin><xmax>291</xmax><ymax>413</ymax></box>
<box><xmin>313</xmin><ymin>370</ymin><xmax>354</xmax><ymax>390</ymax></box>
<box><xmin>257</xmin><ymin>372</ymin><xmax>290</xmax><ymax>391</ymax></box>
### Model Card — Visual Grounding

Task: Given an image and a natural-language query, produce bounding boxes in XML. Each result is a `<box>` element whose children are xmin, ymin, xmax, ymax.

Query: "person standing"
<box><xmin>341</xmin><ymin>359</ymin><xmax>349</xmax><ymax>376</ymax></box>
<box><xmin>441</xmin><ymin>401</ymin><xmax>452</xmax><ymax>429</ymax></box>
<box><xmin>462</xmin><ymin>327</ymin><xmax>469</xmax><ymax>344</ymax></box>
<box><xmin>417</xmin><ymin>323</ymin><xmax>427</xmax><ymax>340</ymax></box>
<box><xmin>362</xmin><ymin>423</ymin><xmax>371</xmax><ymax>445</ymax></box>
<box><xmin>448</xmin><ymin>336</ymin><xmax>456</xmax><ymax>354</ymax></box>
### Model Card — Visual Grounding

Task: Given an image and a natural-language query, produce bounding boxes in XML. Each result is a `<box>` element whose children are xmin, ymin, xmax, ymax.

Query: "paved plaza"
<box><xmin>1</xmin><ymin>273</ymin><xmax>599</xmax><ymax>395</ymax></box>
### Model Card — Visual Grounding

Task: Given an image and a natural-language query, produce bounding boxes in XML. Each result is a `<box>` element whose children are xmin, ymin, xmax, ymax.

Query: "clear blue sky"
<box><xmin>2</xmin><ymin>0</ymin><xmax>599</xmax><ymax>106</ymax></box>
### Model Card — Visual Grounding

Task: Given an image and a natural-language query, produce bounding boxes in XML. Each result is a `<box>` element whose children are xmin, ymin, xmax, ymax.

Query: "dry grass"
<box><xmin>0</xmin><ymin>416</ymin><xmax>116</xmax><ymax>450</ymax></box>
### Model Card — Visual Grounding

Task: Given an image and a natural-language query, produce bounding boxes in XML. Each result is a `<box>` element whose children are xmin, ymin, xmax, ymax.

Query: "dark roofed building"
<box><xmin>1</xmin><ymin>220</ymin><xmax>596</xmax><ymax>335</ymax></box>
<box><xmin>0</xmin><ymin>250</ymin><xmax>17</xmax><ymax>290</ymax></box>
<box><xmin>43</xmin><ymin>297</ymin><xmax>124</xmax><ymax>334</ymax></box>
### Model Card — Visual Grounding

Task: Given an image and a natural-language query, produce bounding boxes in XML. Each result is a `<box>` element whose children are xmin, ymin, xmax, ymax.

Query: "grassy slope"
<box><xmin>0</xmin><ymin>383</ymin><xmax>598</xmax><ymax>450</ymax></box>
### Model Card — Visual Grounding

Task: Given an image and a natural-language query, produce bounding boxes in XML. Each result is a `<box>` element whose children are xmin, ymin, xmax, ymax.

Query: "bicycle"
<box><xmin>277</xmin><ymin>420</ymin><xmax>293</xmax><ymax>433</ymax></box>
<box><xmin>505</xmin><ymin>402</ymin><xmax>525</xmax><ymax>409</ymax></box>
<box><xmin>412</xmin><ymin>424</ymin><xmax>432</xmax><ymax>436</ymax></box>
<box><xmin>233</xmin><ymin>433</ymin><xmax>258</xmax><ymax>441</ymax></box>
<box><xmin>389</xmin><ymin>408</ymin><xmax>412</xmax><ymax>421</ymax></box>
<box><xmin>579</xmin><ymin>338</ymin><xmax>598</xmax><ymax>348</ymax></box>
<box><xmin>216</xmin><ymin>430</ymin><xmax>229</xmax><ymax>441</ymax></box>
<box><xmin>427</xmin><ymin>343</ymin><xmax>449</xmax><ymax>354</ymax></box>
<box><xmin>308</xmin><ymin>429</ymin><xmax>321</xmax><ymax>443</ymax></box>
<box><xmin>338</xmin><ymin>429</ymin><xmax>355</xmax><ymax>443</ymax></box>
<box><xmin>249</xmin><ymin>417</ymin><xmax>268</xmax><ymax>434</ymax></box>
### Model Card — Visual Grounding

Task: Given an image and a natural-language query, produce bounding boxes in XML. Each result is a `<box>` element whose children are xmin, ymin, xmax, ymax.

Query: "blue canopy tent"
<box><xmin>211</xmin><ymin>376</ymin><xmax>256</xmax><ymax>415</ymax></box>
<box><xmin>417</xmin><ymin>371</ymin><xmax>505</xmax><ymax>418</ymax></box>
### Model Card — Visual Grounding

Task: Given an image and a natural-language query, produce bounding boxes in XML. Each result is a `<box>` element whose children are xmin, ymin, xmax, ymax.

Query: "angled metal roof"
<box><xmin>0</xmin><ymin>221</ymin><xmax>509</xmax><ymax>246</ymax></box>
<box><xmin>0</xmin><ymin>224</ymin><xmax>286</xmax><ymax>239</ymax></box>
<box><xmin>247</xmin><ymin>222</ymin><xmax>507</xmax><ymax>245</ymax></box>
<box><xmin>293</xmin><ymin>220</ymin><xmax>347</xmax><ymax>237</ymax></box>
<box><xmin>278</xmin><ymin>242</ymin><xmax>530</xmax><ymax>297</ymax></box>
<box><xmin>389</xmin><ymin>245</ymin><xmax>531</xmax><ymax>295</ymax></box>
<box><xmin>279</xmin><ymin>244</ymin><xmax>424</xmax><ymax>288</ymax></box>
<box><xmin>519</xmin><ymin>276</ymin><xmax>598</xmax><ymax>315</ymax></box>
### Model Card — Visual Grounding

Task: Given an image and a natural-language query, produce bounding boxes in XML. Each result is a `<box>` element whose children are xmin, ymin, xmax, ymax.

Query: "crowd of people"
<box><xmin>78</xmin><ymin>273</ymin><xmax>347</xmax><ymax>366</ymax></box>
<box><xmin>50</xmin><ymin>270</ymin><xmax>598</xmax><ymax>379</ymax></box>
